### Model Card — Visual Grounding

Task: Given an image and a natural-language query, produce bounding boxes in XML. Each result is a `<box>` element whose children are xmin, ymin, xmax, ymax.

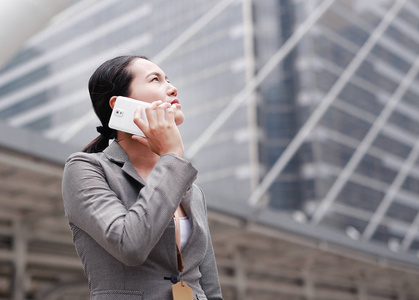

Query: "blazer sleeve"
<box><xmin>62</xmin><ymin>152</ymin><xmax>197</xmax><ymax>266</ymax></box>
<box><xmin>198</xmin><ymin>188</ymin><xmax>224</xmax><ymax>300</ymax></box>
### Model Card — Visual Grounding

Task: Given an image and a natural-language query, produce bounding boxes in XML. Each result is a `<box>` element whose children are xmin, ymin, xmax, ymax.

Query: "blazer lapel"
<box><xmin>103</xmin><ymin>140</ymin><xmax>146</xmax><ymax>186</ymax></box>
<box><xmin>179</xmin><ymin>187</ymin><xmax>205</xmax><ymax>253</ymax></box>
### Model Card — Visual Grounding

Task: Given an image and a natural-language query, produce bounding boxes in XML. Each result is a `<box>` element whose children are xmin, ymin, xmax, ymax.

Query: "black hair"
<box><xmin>82</xmin><ymin>55</ymin><xmax>148</xmax><ymax>153</ymax></box>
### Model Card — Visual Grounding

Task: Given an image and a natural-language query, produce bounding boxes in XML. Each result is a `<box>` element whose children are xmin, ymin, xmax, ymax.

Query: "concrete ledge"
<box><xmin>0</xmin><ymin>121</ymin><xmax>78</xmax><ymax>165</ymax></box>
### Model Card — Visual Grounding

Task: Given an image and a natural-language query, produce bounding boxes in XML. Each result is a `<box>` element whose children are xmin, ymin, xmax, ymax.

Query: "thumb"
<box><xmin>131</xmin><ymin>135</ymin><xmax>148</xmax><ymax>147</ymax></box>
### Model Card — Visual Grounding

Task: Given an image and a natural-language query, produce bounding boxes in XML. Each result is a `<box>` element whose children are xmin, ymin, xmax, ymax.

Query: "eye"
<box><xmin>152</xmin><ymin>76</ymin><xmax>159</xmax><ymax>82</ymax></box>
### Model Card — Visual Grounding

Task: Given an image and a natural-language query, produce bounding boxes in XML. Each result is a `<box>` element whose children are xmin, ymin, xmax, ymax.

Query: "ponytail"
<box><xmin>82</xmin><ymin>126</ymin><xmax>116</xmax><ymax>153</ymax></box>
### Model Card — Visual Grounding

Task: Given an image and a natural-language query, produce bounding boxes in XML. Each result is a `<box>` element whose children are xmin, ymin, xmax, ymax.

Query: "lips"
<box><xmin>171</xmin><ymin>99</ymin><xmax>179</xmax><ymax>105</ymax></box>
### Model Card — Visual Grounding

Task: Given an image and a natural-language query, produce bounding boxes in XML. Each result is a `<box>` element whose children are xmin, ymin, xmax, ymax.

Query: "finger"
<box><xmin>156</xmin><ymin>102</ymin><xmax>170</xmax><ymax>122</ymax></box>
<box><xmin>133</xmin><ymin>106</ymin><xmax>148</xmax><ymax>132</ymax></box>
<box><xmin>166</xmin><ymin>104</ymin><xmax>176</xmax><ymax>123</ymax></box>
<box><xmin>145</xmin><ymin>100</ymin><xmax>162</xmax><ymax>124</ymax></box>
<box><xmin>131</xmin><ymin>134</ymin><xmax>149</xmax><ymax>147</ymax></box>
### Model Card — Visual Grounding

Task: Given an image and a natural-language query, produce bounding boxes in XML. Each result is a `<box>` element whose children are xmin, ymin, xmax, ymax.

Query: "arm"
<box><xmin>62</xmin><ymin>152</ymin><xmax>196</xmax><ymax>266</ymax></box>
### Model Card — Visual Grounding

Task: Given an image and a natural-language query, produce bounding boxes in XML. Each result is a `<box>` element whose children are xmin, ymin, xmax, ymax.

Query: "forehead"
<box><xmin>130</xmin><ymin>58</ymin><xmax>165</xmax><ymax>77</ymax></box>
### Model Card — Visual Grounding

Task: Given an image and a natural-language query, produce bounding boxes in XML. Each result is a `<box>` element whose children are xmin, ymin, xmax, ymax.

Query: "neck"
<box><xmin>117</xmin><ymin>132</ymin><xmax>159</xmax><ymax>179</ymax></box>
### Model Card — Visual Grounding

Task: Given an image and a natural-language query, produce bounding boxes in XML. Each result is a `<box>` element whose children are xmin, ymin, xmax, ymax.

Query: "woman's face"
<box><xmin>128</xmin><ymin>58</ymin><xmax>184</xmax><ymax>125</ymax></box>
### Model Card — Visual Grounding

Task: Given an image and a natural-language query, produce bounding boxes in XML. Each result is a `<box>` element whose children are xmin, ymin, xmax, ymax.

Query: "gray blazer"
<box><xmin>62</xmin><ymin>141</ymin><xmax>223</xmax><ymax>300</ymax></box>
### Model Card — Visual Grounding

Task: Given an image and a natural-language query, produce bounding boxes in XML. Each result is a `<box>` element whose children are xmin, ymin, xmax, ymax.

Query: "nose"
<box><xmin>168</xmin><ymin>83</ymin><xmax>177</xmax><ymax>97</ymax></box>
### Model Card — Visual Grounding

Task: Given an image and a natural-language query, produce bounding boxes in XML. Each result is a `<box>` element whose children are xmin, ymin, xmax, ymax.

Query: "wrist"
<box><xmin>158</xmin><ymin>149</ymin><xmax>183</xmax><ymax>158</ymax></box>
<box><xmin>170</xmin><ymin>149</ymin><xmax>183</xmax><ymax>158</ymax></box>
<box><xmin>169</xmin><ymin>145</ymin><xmax>184</xmax><ymax>158</ymax></box>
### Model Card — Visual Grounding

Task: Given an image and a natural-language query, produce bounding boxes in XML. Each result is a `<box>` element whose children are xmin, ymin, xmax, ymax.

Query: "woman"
<box><xmin>62</xmin><ymin>55</ymin><xmax>223</xmax><ymax>300</ymax></box>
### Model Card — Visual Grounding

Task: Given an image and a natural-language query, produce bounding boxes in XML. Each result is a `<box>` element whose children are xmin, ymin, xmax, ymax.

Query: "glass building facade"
<box><xmin>1</xmin><ymin>0</ymin><xmax>419</xmax><ymax>268</ymax></box>
<box><xmin>290</xmin><ymin>0</ymin><xmax>419</xmax><ymax>260</ymax></box>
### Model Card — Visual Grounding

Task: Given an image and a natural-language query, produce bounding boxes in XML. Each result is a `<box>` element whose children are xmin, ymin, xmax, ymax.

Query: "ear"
<box><xmin>109</xmin><ymin>96</ymin><xmax>117</xmax><ymax>109</ymax></box>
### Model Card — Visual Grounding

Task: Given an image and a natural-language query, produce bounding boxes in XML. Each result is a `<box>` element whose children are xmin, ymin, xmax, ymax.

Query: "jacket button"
<box><xmin>170</xmin><ymin>273</ymin><xmax>180</xmax><ymax>284</ymax></box>
<box><xmin>164</xmin><ymin>273</ymin><xmax>180</xmax><ymax>284</ymax></box>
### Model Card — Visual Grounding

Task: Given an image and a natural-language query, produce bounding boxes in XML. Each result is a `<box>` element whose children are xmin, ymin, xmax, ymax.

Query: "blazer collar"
<box><xmin>103</xmin><ymin>140</ymin><xmax>146</xmax><ymax>186</ymax></box>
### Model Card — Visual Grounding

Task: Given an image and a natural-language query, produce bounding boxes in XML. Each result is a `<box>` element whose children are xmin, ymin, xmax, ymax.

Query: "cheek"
<box><xmin>129</xmin><ymin>87</ymin><xmax>163</xmax><ymax>102</ymax></box>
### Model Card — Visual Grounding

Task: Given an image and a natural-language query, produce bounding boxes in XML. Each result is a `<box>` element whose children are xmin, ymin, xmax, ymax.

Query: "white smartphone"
<box><xmin>108</xmin><ymin>96</ymin><xmax>150</xmax><ymax>137</ymax></box>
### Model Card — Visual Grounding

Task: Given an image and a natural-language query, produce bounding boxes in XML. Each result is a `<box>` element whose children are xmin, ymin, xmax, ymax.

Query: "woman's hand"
<box><xmin>132</xmin><ymin>100</ymin><xmax>184</xmax><ymax>157</ymax></box>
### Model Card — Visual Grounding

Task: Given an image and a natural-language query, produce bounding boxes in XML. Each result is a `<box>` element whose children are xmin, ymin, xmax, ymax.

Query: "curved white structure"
<box><xmin>0</xmin><ymin>0</ymin><xmax>73</xmax><ymax>69</ymax></box>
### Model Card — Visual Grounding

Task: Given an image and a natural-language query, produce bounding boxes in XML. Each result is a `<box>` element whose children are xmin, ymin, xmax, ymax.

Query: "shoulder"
<box><xmin>64</xmin><ymin>151</ymin><xmax>109</xmax><ymax>169</ymax></box>
<box><xmin>63</xmin><ymin>151</ymin><xmax>109</xmax><ymax>180</ymax></box>
<box><xmin>66</xmin><ymin>151</ymin><xmax>103</xmax><ymax>164</ymax></box>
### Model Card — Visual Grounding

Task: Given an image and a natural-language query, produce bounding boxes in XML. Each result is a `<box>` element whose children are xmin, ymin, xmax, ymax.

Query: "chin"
<box><xmin>175</xmin><ymin>112</ymin><xmax>185</xmax><ymax>126</ymax></box>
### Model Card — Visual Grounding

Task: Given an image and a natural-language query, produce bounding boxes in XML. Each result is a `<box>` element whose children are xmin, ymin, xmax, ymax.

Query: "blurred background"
<box><xmin>1</xmin><ymin>0</ymin><xmax>419</xmax><ymax>299</ymax></box>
